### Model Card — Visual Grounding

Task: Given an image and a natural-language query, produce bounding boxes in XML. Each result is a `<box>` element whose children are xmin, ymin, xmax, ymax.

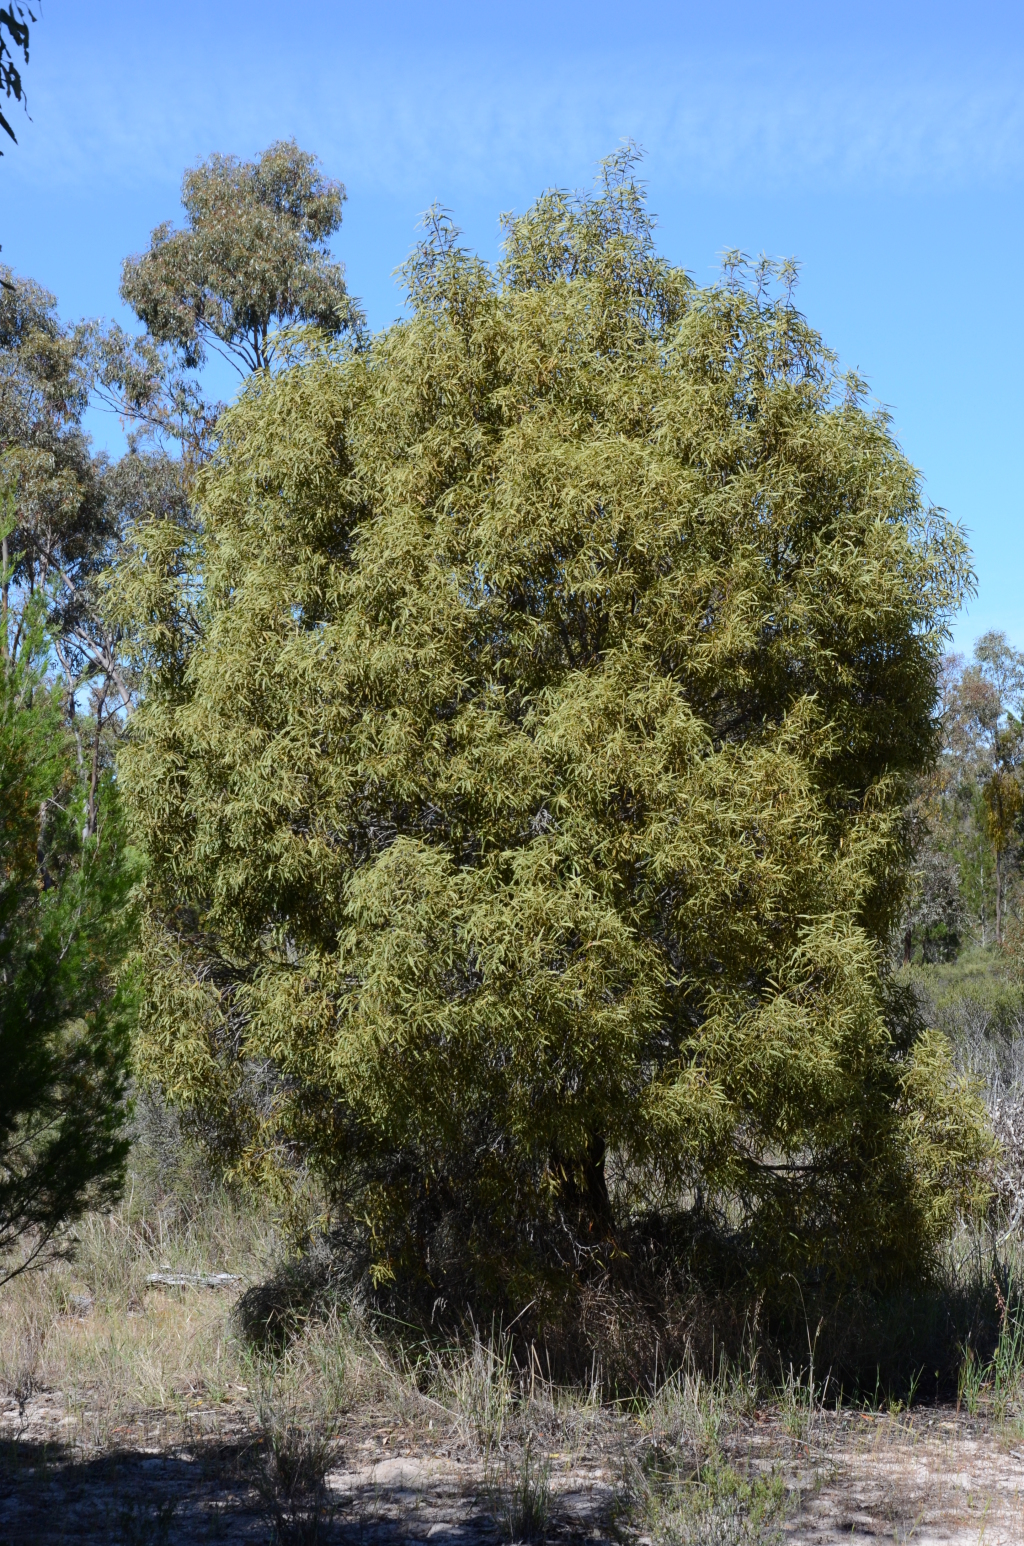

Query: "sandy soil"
<box><xmin>3</xmin><ymin>1393</ymin><xmax>1024</xmax><ymax>1545</ymax></box>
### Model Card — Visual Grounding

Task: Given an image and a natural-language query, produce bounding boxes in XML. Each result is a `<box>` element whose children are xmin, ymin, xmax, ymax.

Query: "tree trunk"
<box><xmin>996</xmin><ymin>847</ymin><xmax>1003</xmax><ymax>947</ymax></box>
<box><xmin>555</xmin><ymin>1133</ymin><xmax>614</xmax><ymax>1239</ymax></box>
<box><xmin>582</xmin><ymin>1133</ymin><xmax>612</xmax><ymax>1232</ymax></box>
<box><xmin>1</xmin><ymin>530</ymin><xmax>8</xmax><ymax>664</ymax></box>
<box><xmin>86</xmin><ymin>689</ymin><xmax>106</xmax><ymax>839</ymax></box>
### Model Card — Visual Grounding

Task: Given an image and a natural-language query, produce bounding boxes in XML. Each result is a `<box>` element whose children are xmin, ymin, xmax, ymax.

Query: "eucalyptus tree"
<box><xmin>1</xmin><ymin>270</ymin><xmax>103</xmax><ymax>667</ymax></box>
<box><xmin>120</xmin><ymin>139</ymin><xmax>361</xmax><ymax>378</ymax></box>
<box><xmin>0</xmin><ymin>265</ymin><xmax>141</xmax><ymax>824</ymax></box>
<box><xmin>93</xmin><ymin>140</ymin><xmax>361</xmax><ymax>665</ymax></box>
<box><xmin>0</xmin><ymin>3</ymin><xmax>33</xmax><ymax>152</ymax></box>
<box><xmin>116</xmin><ymin>154</ymin><xmax>991</xmax><ymax>1317</ymax></box>
<box><xmin>928</xmin><ymin>634</ymin><xmax>1024</xmax><ymax>947</ymax></box>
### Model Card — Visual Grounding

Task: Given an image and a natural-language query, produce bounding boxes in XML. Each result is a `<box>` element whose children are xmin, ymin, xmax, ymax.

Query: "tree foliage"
<box><xmin>0</xmin><ymin>266</ymin><xmax>154</xmax><ymax>770</ymax></box>
<box><xmin>0</xmin><ymin>267</ymin><xmax>154</xmax><ymax>1283</ymax></box>
<box><xmin>0</xmin><ymin>603</ymin><xmax>135</xmax><ymax>1282</ymax></box>
<box><xmin>116</xmin><ymin>155</ymin><xmax>991</xmax><ymax>1311</ymax></box>
<box><xmin>916</xmin><ymin>634</ymin><xmax>1024</xmax><ymax>953</ymax></box>
<box><xmin>0</xmin><ymin>3</ymin><xmax>33</xmax><ymax>152</ymax></box>
<box><xmin>120</xmin><ymin>140</ymin><xmax>361</xmax><ymax>376</ymax></box>
<box><xmin>0</xmin><ymin>265</ymin><xmax>142</xmax><ymax>1280</ymax></box>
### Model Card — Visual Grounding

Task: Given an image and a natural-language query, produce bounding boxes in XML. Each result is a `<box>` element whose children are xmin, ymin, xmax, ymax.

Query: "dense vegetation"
<box><xmin>0</xmin><ymin>140</ymin><xmax>1013</xmax><ymax>1360</ymax></box>
<box><xmin>109</xmin><ymin>153</ymin><xmax>990</xmax><ymax>1328</ymax></box>
<box><xmin>0</xmin><ymin>634</ymin><xmax>134</xmax><ymax>1282</ymax></box>
<box><xmin>0</xmin><ymin>267</ymin><xmax>137</xmax><ymax>1281</ymax></box>
<box><xmin>908</xmin><ymin>633</ymin><xmax>1024</xmax><ymax>959</ymax></box>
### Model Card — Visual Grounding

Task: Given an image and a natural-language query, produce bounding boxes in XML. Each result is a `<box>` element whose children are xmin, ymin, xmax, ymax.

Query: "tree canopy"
<box><xmin>115</xmin><ymin>154</ymin><xmax>990</xmax><ymax>1317</ymax></box>
<box><xmin>911</xmin><ymin>634</ymin><xmax>1024</xmax><ymax>955</ymax></box>
<box><xmin>0</xmin><ymin>266</ymin><xmax>149</xmax><ymax>744</ymax></box>
<box><xmin>0</xmin><ymin>594</ymin><xmax>135</xmax><ymax>1283</ymax></box>
<box><xmin>120</xmin><ymin>140</ymin><xmax>361</xmax><ymax>376</ymax></box>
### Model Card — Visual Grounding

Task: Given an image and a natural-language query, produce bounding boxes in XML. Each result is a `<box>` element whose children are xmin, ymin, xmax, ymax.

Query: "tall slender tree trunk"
<box><xmin>86</xmin><ymin>688</ymin><xmax>107</xmax><ymax>839</ymax></box>
<box><xmin>996</xmin><ymin>847</ymin><xmax>1003</xmax><ymax>946</ymax></box>
<box><xmin>1</xmin><ymin>531</ymin><xmax>8</xmax><ymax>665</ymax></box>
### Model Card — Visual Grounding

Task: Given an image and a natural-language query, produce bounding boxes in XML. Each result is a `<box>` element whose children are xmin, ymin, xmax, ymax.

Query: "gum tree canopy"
<box><xmin>117</xmin><ymin>155</ymin><xmax>988</xmax><ymax>1310</ymax></box>
<box><xmin>120</xmin><ymin>139</ymin><xmax>359</xmax><ymax>376</ymax></box>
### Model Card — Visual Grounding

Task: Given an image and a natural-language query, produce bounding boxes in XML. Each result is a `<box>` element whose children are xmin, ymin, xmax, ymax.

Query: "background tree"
<box><xmin>0</xmin><ymin>555</ymin><xmax>134</xmax><ymax>1284</ymax></box>
<box><xmin>0</xmin><ymin>261</ymin><xmax>178</xmax><ymax>1283</ymax></box>
<box><xmin>119</xmin><ymin>140</ymin><xmax>361</xmax><ymax>378</ymax></box>
<box><xmin>87</xmin><ymin>142</ymin><xmax>360</xmax><ymax>701</ymax></box>
<box><xmin>922</xmin><ymin>633</ymin><xmax>1024</xmax><ymax>950</ymax></box>
<box><xmin>901</xmin><ymin>820</ymin><xmax>966</xmax><ymax>965</ymax></box>
<box><xmin>116</xmin><ymin>155</ymin><xmax>990</xmax><ymax>1320</ymax></box>
<box><xmin>0</xmin><ymin>266</ymin><xmax>148</xmax><ymax>830</ymax></box>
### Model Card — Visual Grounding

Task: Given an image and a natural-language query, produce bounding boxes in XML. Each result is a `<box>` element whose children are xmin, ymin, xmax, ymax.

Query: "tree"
<box><xmin>0</xmin><ymin>265</ymin><xmax>143</xmax><ymax>822</ymax></box>
<box><xmin>0</xmin><ymin>3</ymin><xmax>33</xmax><ymax>153</ymax></box>
<box><xmin>936</xmin><ymin>634</ymin><xmax>1024</xmax><ymax>947</ymax></box>
<box><xmin>116</xmin><ymin>154</ymin><xmax>990</xmax><ymax>1316</ymax></box>
<box><xmin>0</xmin><ymin>267</ymin><xmax>144</xmax><ymax>1283</ymax></box>
<box><xmin>901</xmin><ymin>828</ymin><xmax>966</xmax><ymax>965</ymax></box>
<box><xmin>119</xmin><ymin>140</ymin><xmax>362</xmax><ymax>377</ymax></box>
<box><xmin>0</xmin><ymin>590</ymin><xmax>134</xmax><ymax>1283</ymax></box>
<box><xmin>93</xmin><ymin>141</ymin><xmax>360</xmax><ymax>494</ymax></box>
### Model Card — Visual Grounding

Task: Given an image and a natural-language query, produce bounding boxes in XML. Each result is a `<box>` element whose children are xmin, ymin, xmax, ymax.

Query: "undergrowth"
<box><xmin>5</xmin><ymin>942</ymin><xmax>1024</xmax><ymax>1539</ymax></box>
<box><xmin>638</xmin><ymin>1461</ymin><xmax>788</xmax><ymax>1546</ymax></box>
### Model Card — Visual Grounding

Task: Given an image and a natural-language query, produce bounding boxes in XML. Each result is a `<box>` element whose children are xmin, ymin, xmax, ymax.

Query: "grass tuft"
<box><xmin>487</xmin><ymin>1435</ymin><xmax>553</xmax><ymax>1544</ymax></box>
<box><xmin>643</xmin><ymin>1462</ymin><xmax>787</xmax><ymax>1546</ymax></box>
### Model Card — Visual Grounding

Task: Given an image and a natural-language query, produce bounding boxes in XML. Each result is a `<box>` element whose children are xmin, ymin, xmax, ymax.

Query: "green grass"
<box><xmin>902</xmin><ymin>944</ymin><xmax>1024</xmax><ymax>1024</ymax></box>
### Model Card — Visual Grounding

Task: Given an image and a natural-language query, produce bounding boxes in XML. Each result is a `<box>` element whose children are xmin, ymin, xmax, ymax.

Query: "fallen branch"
<box><xmin>145</xmin><ymin>1271</ymin><xmax>242</xmax><ymax>1290</ymax></box>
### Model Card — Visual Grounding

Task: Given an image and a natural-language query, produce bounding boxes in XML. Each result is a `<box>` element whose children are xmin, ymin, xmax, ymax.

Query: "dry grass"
<box><xmin>638</xmin><ymin>1460</ymin><xmax>789</xmax><ymax>1546</ymax></box>
<box><xmin>5</xmin><ymin>1109</ymin><xmax>1024</xmax><ymax>1543</ymax></box>
<box><xmin>485</xmin><ymin>1435</ymin><xmax>554</xmax><ymax>1543</ymax></box>
<box><xmin>2</xmin><ymin>1279</ymin><xmax>237</xmax><ymax>1448</ymax></box>
<box><xmin>0</xmin><ymin>1149</ymin><xmax>280</xmax><ymax>1455</ymax></box>
<box><xmin>6</xmin><ymin>1233</ymin><xmax>1024</xmax><ymax>1546</ymax></box>
<box><xmin>246</xmin><ymin>1393</ymin><xmax>343</xmax><ymax>1546</ymax></box>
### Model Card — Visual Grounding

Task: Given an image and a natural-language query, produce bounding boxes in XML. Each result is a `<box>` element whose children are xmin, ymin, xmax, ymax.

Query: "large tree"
<box><xmin>0</xmin><ymin>268</ymin><xmax>148</xmax><ymax>1283</ymax></box>
<box><xmin>116</xmin><ymin>155</ymin><xmax>989</xmax><ymax>1314</ymax></box>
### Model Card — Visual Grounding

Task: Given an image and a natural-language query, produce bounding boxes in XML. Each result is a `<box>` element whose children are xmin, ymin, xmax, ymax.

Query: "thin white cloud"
<box><xmin>10</xmin><ymin>46</ymin><xmax>1024</xmax><ymax>200</ymax></box>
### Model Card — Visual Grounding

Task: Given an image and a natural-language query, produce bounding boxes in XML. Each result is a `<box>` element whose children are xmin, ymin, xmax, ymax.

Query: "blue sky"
<box><xmin>3</xmin><ymin>0</ymin><xmax>1022</xmax><ymax>656</ymax></box>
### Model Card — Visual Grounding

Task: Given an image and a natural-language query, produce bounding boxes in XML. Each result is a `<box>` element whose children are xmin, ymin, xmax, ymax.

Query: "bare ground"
<box><xmin>4</xmin><ymin>1367</ymin><xmax>1024</xmax><ymax>1545</ymax></box>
